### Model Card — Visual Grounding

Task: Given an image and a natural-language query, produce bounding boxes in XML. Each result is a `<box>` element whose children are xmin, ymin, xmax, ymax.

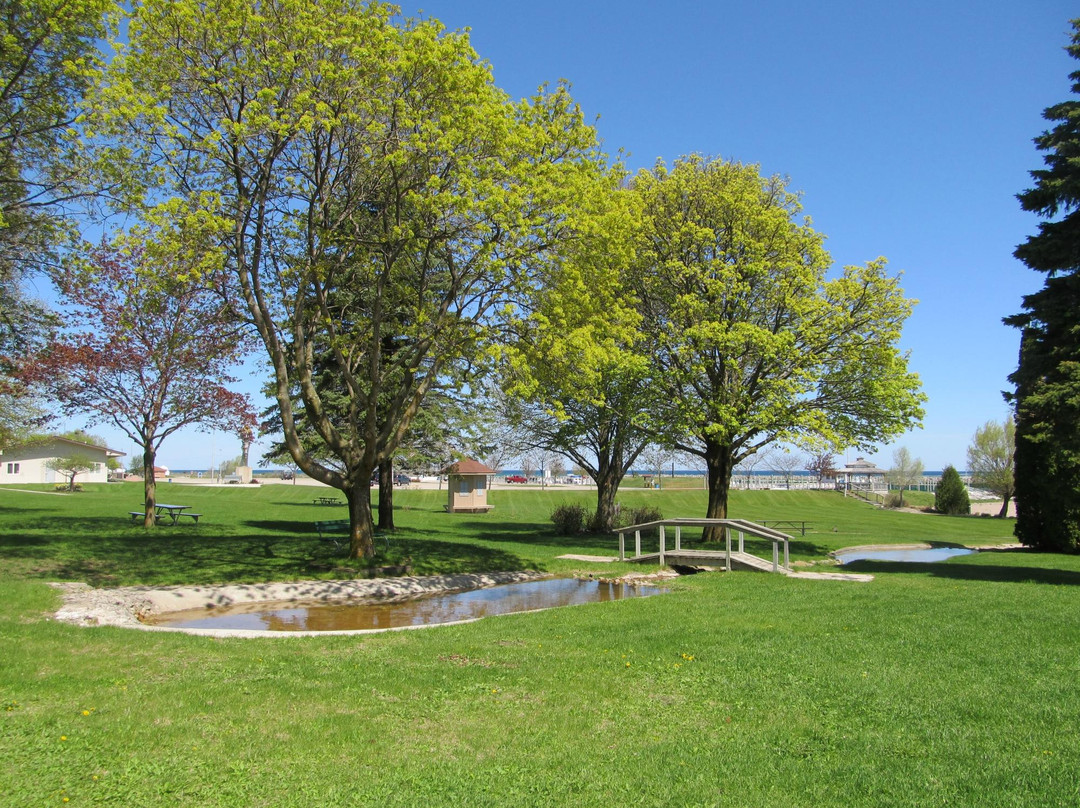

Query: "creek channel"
<box><xmin>143</xmin><ymin>577</ymin><xmax>668</xmax><ymax>632</ymax></box>
<box><xmin>835</xmin><ymin>546</ymin><xmax>976</xmax><ymax>564</ymax></box>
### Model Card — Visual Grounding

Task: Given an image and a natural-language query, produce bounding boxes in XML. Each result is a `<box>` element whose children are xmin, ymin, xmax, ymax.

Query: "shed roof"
<box><xmin>442</xmin><ymin>459</ymin><xmax>496</xmax><ymax>475</ymax></box>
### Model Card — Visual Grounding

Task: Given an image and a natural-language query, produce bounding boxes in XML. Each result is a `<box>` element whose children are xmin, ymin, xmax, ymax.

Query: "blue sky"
<box><xmin>71</xmin><ymin>1</ymin><xmax>1075</xmax><ymax>472</ymax></box>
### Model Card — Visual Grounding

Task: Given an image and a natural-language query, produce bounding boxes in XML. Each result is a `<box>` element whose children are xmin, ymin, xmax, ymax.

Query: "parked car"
<box><xmin>280</xmin><ymin>470</ymin><xmax>294</xmax><ymax>481</ymax></box>
<box><xmin>505</xmin><ymin>475</ymin><xmax>527</xmax><ymax>484</ymax></box>
<box><xmin>394</xmin><ymin>473</ymin><xmax>412</xmax><ymax>486</ymax></box>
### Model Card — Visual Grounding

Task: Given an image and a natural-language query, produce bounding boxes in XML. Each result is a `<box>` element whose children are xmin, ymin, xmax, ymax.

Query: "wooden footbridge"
<box><xmin>615</xmin><ymin>518</ymin><xmax>792</xmax><ymax>573</ymax></box>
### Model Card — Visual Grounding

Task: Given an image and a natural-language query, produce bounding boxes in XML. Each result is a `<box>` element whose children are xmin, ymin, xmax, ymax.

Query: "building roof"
<box><xmin>442</xmin><ymin>459</ymin><xmax>496</xmax><ymax>476</ymax></box>
<box><xmin>840</xmin><ymin>457</ymin><xmax>885</xmax><ymax>474</ymax></box>
<box><xmin>3</xmin><ymin>435</ymin><xmax>125</xmax><ymax>457</ymax></box>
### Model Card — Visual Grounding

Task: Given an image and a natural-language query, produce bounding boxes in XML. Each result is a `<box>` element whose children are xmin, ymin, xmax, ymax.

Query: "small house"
<box><xmin>442</xmin><ymin>459</ymin><xmax>495</xmax><ymax>513</ymax></box>
<box><xmin>0</xmin><ymin>436</ymin><xmax>125</xmax><ymax>485</ymax></box>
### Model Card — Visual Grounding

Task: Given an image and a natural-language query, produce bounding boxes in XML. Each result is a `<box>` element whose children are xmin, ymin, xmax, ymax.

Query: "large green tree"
<box><xmin>1006</xmin><ymin>19</ymin><xmax>1080</xmax><ymax>552</ymax></box>
<box><xmin>103</xmin><ymin>0</ymin><xmax>604</xmax><ymax>557</ymax></box>
<box><xmin>0</xmin><ymin>0</ymin><xmax>113</xmax><ymax>444</ymax></box>
<box><xmin>631</xmin><ymin>156</ymin><xmax>925</xmax><ymax>523</ymax></box>
<box><xmin>502</xmin><ymin>182</ymin><xmax>652</xmax><ymax>531</ymax></box>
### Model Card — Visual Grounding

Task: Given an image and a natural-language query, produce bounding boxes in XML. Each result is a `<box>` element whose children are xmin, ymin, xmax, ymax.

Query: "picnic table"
<box><xmin>313</xmin><ymin>496</ymin><xmax>343</xmax><ymax>506</ymax></box>
<box><xmin>128</xmin><ymin>504</ymin><xmax>202</xmax><ymax>525</ymax></box>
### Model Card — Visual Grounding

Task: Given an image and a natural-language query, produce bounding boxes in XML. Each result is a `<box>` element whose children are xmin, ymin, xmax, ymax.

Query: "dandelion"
<box><xmin>81</xmin><ymin>710</ymin><xmax>90</xmax><ymax>716</ymax></box>
<box><xmin>60</xmin><ymin>736</ymin><xmax>67</xmax><ymax>742</ymax></box>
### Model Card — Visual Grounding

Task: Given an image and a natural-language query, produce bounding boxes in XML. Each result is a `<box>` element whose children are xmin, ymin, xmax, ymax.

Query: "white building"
<box><xmin>1</xmin><ymin>437</ymin><xmax>126</xmax><ymax>485</ymax></box>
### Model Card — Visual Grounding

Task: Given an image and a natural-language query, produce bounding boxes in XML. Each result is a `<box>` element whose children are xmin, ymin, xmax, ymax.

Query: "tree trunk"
<box><xmin>345</xmin><ymin>483</ymin><xmax>377</xmax><ymax>559</ymax></box>
<box><xmin>998</xmin><ymin>494</ymin><xmax>1011</xmax><ymax>519</ymax></box>
<box><xmin>592</xmin><ymin>467</ymin><xmax>620</xmax><ymax>532</ymax></box>
<box><xmin>378</xmin><ymin>459</ymin><xmax>394</xmax><ymax>531</ymax></box>
<box><xmin>703</xmin><ymin>446</ymin><xmax>734</xmax><ymax>541</ymax></box>
<box><xmin>142</xmin><ymin>445</ymin><xmax>157</xmax><ymax>528</ymax></box>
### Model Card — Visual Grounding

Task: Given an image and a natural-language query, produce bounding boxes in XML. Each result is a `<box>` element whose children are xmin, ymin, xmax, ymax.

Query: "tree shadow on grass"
<box><xmin>453</xmin><ymin>518</ymin><xmax>626</xmax><ymax>553</ymax></box>
<box><xmin>841</xmin><ymin>552</ymin><xmax>1080</xmax><ymax>587</ymax></box>
<box><xmin>382</xmin><ymin>537</ymin><xmax>535</xmax><ymax>576</ymax></box>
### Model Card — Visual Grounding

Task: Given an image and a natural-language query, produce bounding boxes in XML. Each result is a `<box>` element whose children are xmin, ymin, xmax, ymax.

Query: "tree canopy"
<box><xmin>500</xmin><ymin>180</ymin><xmax>651</xmax><ymax>530</ymax></box>
<box><xmin>22</xmin><ymin>229</ymin><xmax>252</xmax><ymax>525</ymax></box>
<box><xmin>1006</xmin><ymin>18</ymin><xmax>1080</xmax><ymax>552</ymax></box>
<box><xmin>0</xmin><ymin>0</ymin><xmax>114</xmax><ymax>446</ymax></box>
<box><xmin>629</xmin><ymin>155</ymin><xmax>925</xmax><ymax>521</ymax></box>
<box><xmin>966</xmin><ymin>417</ymin><xmax>1015</xmax><ymax>518</ymax></box>
<box><xmin>886</xmin><ymin>446</ymin><xmax>924</xmax><ymax>508</ymax></box>
<box><xmin>103</xmin><ymin>0</ymin><xmax>608</xmax><ymax>557</ymax></box>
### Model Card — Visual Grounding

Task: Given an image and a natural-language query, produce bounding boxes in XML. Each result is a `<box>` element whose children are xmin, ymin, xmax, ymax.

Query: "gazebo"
<box><xmin>442</xmin><ymin>459</ymin><xmax>496</xmax><ymax>513</ymax></box>
<box><xmin>837</xmin><ymin>457</ymin><xmax>887</xmax><ymax>492</ymax></box>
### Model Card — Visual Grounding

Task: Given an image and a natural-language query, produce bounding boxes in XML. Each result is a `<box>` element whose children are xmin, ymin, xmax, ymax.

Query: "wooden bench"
<box><xmin>760</xmin><ymin>520</ymin><xmax>812</xmax><ymax>536</ymax></box>
<box><xmin>314</xmin><ymin>520</ymin><xmax>389</xmax><ymax>550</ymax></box>
<box><xmin>129</xmin><ymin>511</ymin><xmax>202</xmax><ymax>524</ymax></box>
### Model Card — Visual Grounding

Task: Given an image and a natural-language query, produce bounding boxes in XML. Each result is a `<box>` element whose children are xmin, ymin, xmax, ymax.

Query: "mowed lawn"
<box><xmin>2</xmin><ymin>482</ymin><xmax>1078</xmax><ymax>806</ymax></box>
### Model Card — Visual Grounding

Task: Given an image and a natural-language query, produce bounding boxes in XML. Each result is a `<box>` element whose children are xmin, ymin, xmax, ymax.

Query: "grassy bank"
<box><xmin>5</xmin><ymin>483</ymin><xmax>1078</xmax><ymax>806</ymax></box>
<box><xmin>0</xmin><ymin>482</ymin><xmax>1015</xmax><ymax>587</ymax></box>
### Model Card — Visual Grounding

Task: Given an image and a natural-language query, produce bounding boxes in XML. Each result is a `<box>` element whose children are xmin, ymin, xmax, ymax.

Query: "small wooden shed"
<box><xmin>442</xmin><ymin>459</ymin><xmax>496</xmax><ymax>513</ymax></box>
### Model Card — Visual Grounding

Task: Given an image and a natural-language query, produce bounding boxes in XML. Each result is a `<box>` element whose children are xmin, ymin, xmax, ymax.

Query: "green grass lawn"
<box><xmin>3</xmin><ymin>482</ymin><xmax>1078</xmax><ymax>806</ymax></box>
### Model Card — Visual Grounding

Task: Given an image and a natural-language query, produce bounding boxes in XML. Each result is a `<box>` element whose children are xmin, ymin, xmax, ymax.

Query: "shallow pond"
<box><xmin>836</xmin><ymin>547</ymin><xmax>976</xmax><ymax>564</ymax></box>
<box><xmin>144</xmin><ymin>578</ymin><xmax>667</xmax><ymax>632</ymax></box>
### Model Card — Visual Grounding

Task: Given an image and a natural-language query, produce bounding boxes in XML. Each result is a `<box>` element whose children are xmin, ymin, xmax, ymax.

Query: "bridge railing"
<box><xmin>614</xmin><ymin>518</ymin><xmax>791</xmax><ymax>572</ymax></box>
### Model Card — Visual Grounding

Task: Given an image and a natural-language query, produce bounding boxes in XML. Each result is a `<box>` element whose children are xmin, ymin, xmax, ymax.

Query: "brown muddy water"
<box><xmin>143</xmin><ymin>578</ymin><xmax>668</xmax><ymax>632</ymax></box>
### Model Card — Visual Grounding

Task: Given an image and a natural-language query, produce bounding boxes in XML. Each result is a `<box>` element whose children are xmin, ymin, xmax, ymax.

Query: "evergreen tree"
<box><xmin>1006</xmin><ymin>18</ymin><xmax>1080</xmax><ymax>552</ymax></box>
<box><xmin>934</xmin><ymin>465</ymin><xmax>970</xmax><ymax>515</ymax></box>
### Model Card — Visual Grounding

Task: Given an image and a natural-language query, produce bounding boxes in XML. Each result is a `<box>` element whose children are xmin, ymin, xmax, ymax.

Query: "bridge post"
<box><xmin>659</xmin><ymin>524</ymin><xmax>666</xmax><ymax>566</ymax></box>
<box><xmin>675</xmin><ymin>525</ymin><xmax>682</xmax><ymax>551</ymax></box>
<box><xmin>725</xmin><ymin>525</ymin><xmax>732</xmax><ymax>571</ymax></box>
<box><xmin>618</xmin><ymin>531</ymin><xmax>625</xmax><ymax>561</ymax></box>
<box><xmin>635</xmin><ymin>530</ymin><xmax>641</xmax><ymax>558</ymax></box>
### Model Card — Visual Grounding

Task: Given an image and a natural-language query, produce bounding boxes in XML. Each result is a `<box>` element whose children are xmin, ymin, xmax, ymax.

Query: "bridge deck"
<box><xmin>628</xmin><ymin>549</ymin><xmax>780</xmax><ymax>572</ymax></box>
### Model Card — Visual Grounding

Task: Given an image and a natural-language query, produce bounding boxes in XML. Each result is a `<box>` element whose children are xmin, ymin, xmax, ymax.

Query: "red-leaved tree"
<box><xmin>23</xmin><ymin>236</ymin><xmax>253</xmax><ymax>526</ymax></box>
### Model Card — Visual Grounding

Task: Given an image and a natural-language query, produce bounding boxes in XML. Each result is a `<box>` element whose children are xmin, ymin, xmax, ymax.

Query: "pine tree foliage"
<box><xmin>1006</xmin><ymin>18</ymin><xmax>1080</xmax><ymax>552</ymax></box>
<box><xmin>934</xmin><ymin>465</ymin><xmax>970</xmax><ymax>515</ymax></box>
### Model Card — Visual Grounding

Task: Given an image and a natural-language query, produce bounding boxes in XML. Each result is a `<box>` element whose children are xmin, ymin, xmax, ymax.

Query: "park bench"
<box><xmin>129</xmin><ymin>510</ymin><xmax>203</xmax><ymax>525</ymax></box>
<box><xmin>313</xmin><ymin>519</ymin><xmax>389</xmax><ymax>551</ymax></box>
<box><xmin>760</xmin><ymin>520</ymin><xmax>812</xmax><ymax>536</ymax></box>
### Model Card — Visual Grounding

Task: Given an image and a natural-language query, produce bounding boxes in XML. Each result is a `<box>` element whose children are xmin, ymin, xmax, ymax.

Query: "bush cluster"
<box><xmin>935</xmin><ymin>465</ymin><xmax>970</xmax><ymax>515</ymax></box>
<box><xmin>549</xmin><ymin>503</ymin><xmax>665</xmax><ymax>535</ymax></box>
<box><xmin>550</xmin><ymin>504</ymin><xmax>589</xmax><ymax>535</ymax></box>
<box><xmin>622</xmin><ymin>505</ymin><xmax>664</xmax><ymax>528</ymax></box>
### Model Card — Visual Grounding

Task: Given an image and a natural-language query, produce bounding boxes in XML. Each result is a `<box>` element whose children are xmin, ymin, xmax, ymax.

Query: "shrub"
<box><xmin>620</xmin><ymin>505</ymin><xmax>663</xmax><ymax>529</ymax></box>
<box><xmin>550</xmin><ymin>504</ymin><xmax>588</xmax><ymax>535</ymax></box>
<box><xmin>935</xmin><ymin>465</ymin><xmax>970</xmax><ymax>515</ymax></box>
